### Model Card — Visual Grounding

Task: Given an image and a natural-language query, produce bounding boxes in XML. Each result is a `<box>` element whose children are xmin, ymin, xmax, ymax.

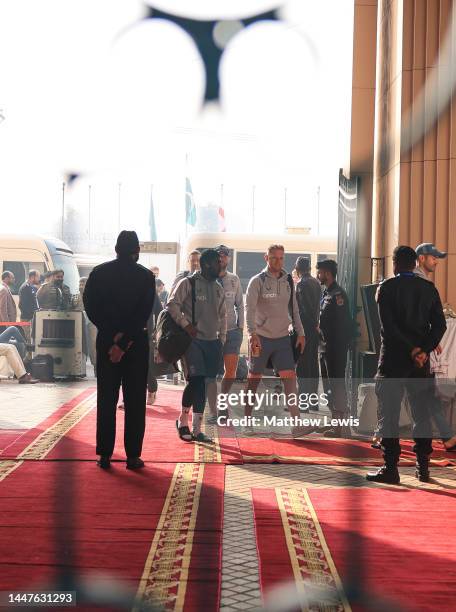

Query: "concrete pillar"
<box><xmin>345</xmin><ymin>0</ymin><xmax>378</xmax><ymax>351</ymax></box>
<box><xmin>372</xmin><ymin>0</ymin><xmax>456</xmax><ymax>305</ymax></box>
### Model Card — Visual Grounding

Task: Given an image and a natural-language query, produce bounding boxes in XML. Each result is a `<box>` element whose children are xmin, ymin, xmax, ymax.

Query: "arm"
<box><xmin>377</xmin><ymin>286</ymin><xmax>415</xmax><ymax>353</ymax></box>
<box><xmin>218</xmin><ymin>292</ymin><xmax>227</xmax><ymax>344</ymax></box>
<box><xmin>421</xmin><ymin>289</ymin><xmax>447</xmax><ymax>354</ymax></box>
<box><xmin>166</xmin><ymin>277</ymin><xmax>192</xmax><ymax>329</ymax></box>
<box><xmin>235</xmin><ymin>276</ymin><xmax>245</xmax><ymax>329</ymax></box>
<box><xmin>291</xmin><ymin>285</ymin><xmax>305</xmax><ymax>337</ymax></box>
<box><xmin>245</xmin><ymin>277</ymin><xmax>260</xmax><ymax>336</ymax></box>
<box><xmin>118</xmin><ymin>272</ymin><xmax>156</xmax><ymax>349</ymax></box>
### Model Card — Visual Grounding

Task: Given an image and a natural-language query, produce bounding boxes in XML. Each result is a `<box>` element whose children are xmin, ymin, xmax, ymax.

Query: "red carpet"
<box><xmin>0</xmin><ymin>460</ymin><xmax>224</xmax><ymax>611</ymax></box>
<box><xmin>0</xmin><ymin>430</ymin><xmax>26</xmax><ymax>453</ymax></box>
<box><xmin>1</xmin><ymin>387</ymin><xmax>96</xmax><ymax>460</ymax></box>
<box><xmin>44</xmin><ymin>388</ymin><xmax>242</xmax><ymax>464</ymax></box>
<box><xmin>239</xmin><ymin>436</ymin><xmax>455</xmax><ymax>466</ymax></box>
<box><xmin>252</xmin><ymin>487</ymin><xmax>456</xmax><ymax>611</ymax></box>
<box><xmin>1</xmin><ymin>387</ymin><xmax>242</xmax><ymax>464</ymax></box>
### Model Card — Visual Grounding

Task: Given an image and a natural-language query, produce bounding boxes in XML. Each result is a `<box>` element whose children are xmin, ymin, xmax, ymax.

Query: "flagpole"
<box><xmin>61</xmin><ymin>182</ymin><xmax>66</xmax><ymax>240</ymax></box>
<box><xmin>284</xmin><ymin>186</ymin><xmax>287</xmax><ymax>231</ymax></box>
<box><xmin>117</xmin><ymin>182</ymin><xmax>121</xmax><ymax>234</ymax></box>
<box><xmin>88</xmin><ymin>184</ymin><xmax>92</xmax><ymax>241</ymax></box>
<box><xmin>252</xmin><ymin>185</ymin><xmax>255</xmax><ymax>233</ymax></box>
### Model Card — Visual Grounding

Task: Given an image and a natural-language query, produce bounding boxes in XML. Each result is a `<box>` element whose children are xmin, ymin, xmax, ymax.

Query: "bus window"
<box><xmin>236</xmin><ymin>251</ymin><xmax>310</xmax><ymax>291</ymax></box>
<box><xmin>51</xmin><ymin>254</ymin><xmax>80</xmax><ymax>294</ymax></box>
<box><xmin>2</xmin><ymin>261</ymin><xmax>46</xmax><ymax>295</ymax></box>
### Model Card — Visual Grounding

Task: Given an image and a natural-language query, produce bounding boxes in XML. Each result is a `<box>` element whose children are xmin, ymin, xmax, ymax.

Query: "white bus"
<box><xmin>182</xmin><ymin>232</ymin><xmax>337</xmax><ymax>291</ymax></box>
<box><xmin>0</xmin><ymin>235</ymin><xmax>80</xmax><ymax>302</ymax></box>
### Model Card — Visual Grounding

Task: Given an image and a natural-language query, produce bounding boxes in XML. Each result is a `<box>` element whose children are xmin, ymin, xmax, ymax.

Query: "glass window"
<box><xmin>317</xmin><ymin>253</ymin><xmax>337</xmax><ymax>262</ymax></box>
<box><xmin>2</xmin><ymin>261</ymin><xmax>25</xmax><ymax>295</ymax></box>
<box><xmin>51</xmin><ymin>254</ymin><xmax>80</xmax><ymax>294</ymax></box>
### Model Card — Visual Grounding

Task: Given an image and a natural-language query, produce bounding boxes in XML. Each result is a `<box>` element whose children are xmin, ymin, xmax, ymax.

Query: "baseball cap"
<box><xmin>415</xmin><ymin>243</ymin><xmax>447</xmax><ymax>258</ymax></box>
<box><xmin>216</xmin><ymin>244</ymin><xmax>230</xmax><ymax>256</ymax></box>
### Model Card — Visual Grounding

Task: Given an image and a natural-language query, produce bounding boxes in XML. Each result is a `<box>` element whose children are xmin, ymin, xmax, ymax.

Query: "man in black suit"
<box><xmin>83</xmin><ymin>231</ymin><xmax>156</xmax><ymax>469</ymax></box>
<box><xmin>367</xmin><ymin>246</ymin><xmax>447</xmax><ymax>484</ymax></box>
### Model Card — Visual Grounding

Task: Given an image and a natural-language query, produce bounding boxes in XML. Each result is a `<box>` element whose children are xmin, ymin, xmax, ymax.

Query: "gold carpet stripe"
<box><xmin>194</xmin><ymin>420</ymin><xmax>222</xmax><ymax>463</ymax></box>
<box><xmin>276</xmin><ymin>487</ymin><xmax>351</xmax><ymax>612</ymax></box>
<box><xmin>0</xmin><ymin>460</ymin><xmax>23</xmax><ymax>482</ymax></box>
<box><xmin>17</xmin><ymin>392</ymin><xmax>96</xmax><ymax>460</ymax></box>
<box><xmin>134</xmin><ymin>462</ymin><xmax>205</xmax><ymax>611</ymax></box>
<box><xmin>243</xmin><ymin>454</ymin><xmax>445</xmax><ymax>465</ymax></box>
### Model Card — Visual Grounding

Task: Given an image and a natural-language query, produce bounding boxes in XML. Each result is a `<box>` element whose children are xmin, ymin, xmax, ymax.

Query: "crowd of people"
<box><xmin>3</xmin><ymin>231</ymin><xmax>453</xmax><ymax>484</ymax></box>
<box><xmin>0</xmin><ymin>267</ymin><xmax>81</xmax><ymax>384</ymax></box>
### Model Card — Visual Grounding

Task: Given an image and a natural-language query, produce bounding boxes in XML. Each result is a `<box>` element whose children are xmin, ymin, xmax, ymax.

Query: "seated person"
<box><xmin>0</xmin><ymin>326</ymin><xmax>27</xmax><ymax>358</ymax></box>
<box><xmin>0</xmin><ymin>343</ymin><xmax>38</xmax><ymax>384</ymax></box>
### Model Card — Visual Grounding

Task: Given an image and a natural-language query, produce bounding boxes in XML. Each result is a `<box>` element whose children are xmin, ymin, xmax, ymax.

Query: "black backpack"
<box><xmin>155</xmin><ymin>277</ymin><xmax>196</xmax><ymax>364</ymax></box>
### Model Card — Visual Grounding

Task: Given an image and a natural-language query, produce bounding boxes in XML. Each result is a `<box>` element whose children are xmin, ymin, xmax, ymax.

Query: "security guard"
<box><xmin>83</xmin><ymin>231</ymin><xmax>156</xmax><ymax>470</ymax></box>
<box><xmin>367</xmin><ymin>246</ymin><xmax>446</xmax><ymax>484</ymax></box>
<box><xmin>316</xmin><ymin>259</ymin><xmax>352</xmax><ymax>437</ymax></box>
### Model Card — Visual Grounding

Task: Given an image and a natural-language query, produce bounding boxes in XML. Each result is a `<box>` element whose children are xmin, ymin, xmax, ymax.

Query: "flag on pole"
<box><xmin>185</xmin><ymin>177</ymin><xmax>197</xmax><ymax>227</ymax></box>
<box><xmin>218</xmin><ymin>206</ymin><xmax>226</xmax><ymax>232</ymax></box>
<box><xmin>149</xmin><ymin>187</ymin><xmax>157</xmax><ymax>241</ymax></box>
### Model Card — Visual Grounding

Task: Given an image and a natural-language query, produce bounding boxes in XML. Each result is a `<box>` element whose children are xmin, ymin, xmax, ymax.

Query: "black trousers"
<box><xmin>320</xmin><ymin>346</ymin><xmax>348</xmax><ymax>417</ymax></box>
<box><xmin>96</xmin><ymin>332</ymin><xmax>148</xmax><ymax>458</ymax></box>
<box><xmin>296</xmin><ymin>333</ymin><xmax>319</xmax><ymax>396</ymax></box>
<box><xmin>375</xmin><ymin>372</ymin><xmax>434</xmax><ymax>465</ymax></box>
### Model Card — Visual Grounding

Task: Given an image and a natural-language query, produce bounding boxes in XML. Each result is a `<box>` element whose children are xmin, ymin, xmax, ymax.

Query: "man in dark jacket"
<box><xmin>295</xmin><ymin>257</ymin><xmax>321</xmax><ymax>403</ymax></box>
<box><xmin>83</xmin><ymin>231</ymin><xmax>156</xmax><ymax>470</ymax></box>
<box><xmin>316</xmin><ymin>259</ymin><xmax>352</xmax><ymax>436</ymax></box>
<box><xmin>18</xmin><ymin>270</ymin><xmax>40</xmax><ymax>342</ymax></box>
<box><xmin>367</xmin><ymin>246</ymin><xmax>447</xmax><ymax>484</ymax></box>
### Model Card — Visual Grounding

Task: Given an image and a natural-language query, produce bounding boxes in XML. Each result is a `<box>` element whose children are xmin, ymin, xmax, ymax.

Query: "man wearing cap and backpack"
<box><xmin>206</xmin><ymin>245</ymin><xmax>244</xmax><ymax>424</ymax></box>
<box><xmin>83</xmin><ymin>231</ymin><xmax>156</xmax><ymax>470</ymax></box>
<box><xmin>166</xmin><ymin>249</ymin><xmax>226</xmax><ymax>443</ymax></box>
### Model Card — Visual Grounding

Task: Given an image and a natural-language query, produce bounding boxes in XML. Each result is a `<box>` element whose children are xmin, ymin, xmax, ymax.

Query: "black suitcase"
<box><xmin>31</xmin><ymin>354</ymin><xmax>54</xmax><ymax>382</ymax></box>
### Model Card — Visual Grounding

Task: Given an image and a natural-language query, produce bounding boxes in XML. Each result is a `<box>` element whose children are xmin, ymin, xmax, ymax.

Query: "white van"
<box><xmin>0</xmin><ymin>235</ymin><xmax>80</xmax><ymax>306</ymax></box>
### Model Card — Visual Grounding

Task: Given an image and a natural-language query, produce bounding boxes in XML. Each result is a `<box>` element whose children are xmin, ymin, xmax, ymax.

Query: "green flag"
<box><xmin>185</xmin><ymin>177</ymin><xmax>197</xmax><ymax>226</ymax></box>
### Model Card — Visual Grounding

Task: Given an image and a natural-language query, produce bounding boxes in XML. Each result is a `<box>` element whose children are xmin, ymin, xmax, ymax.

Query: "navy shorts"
<box><xmin>249</xmin><ymin>335</ymin><xmax>295</xmax><ymax>374</ymax></box>
<box><xmin>224</xmin><ymin>328</ymin><xmax>243</xmax><ymax>356</ymax></box>
<box><xmin>182</xmin><ymin>338</ymin><xmax>223</xmax><ymax>378</ymax></box>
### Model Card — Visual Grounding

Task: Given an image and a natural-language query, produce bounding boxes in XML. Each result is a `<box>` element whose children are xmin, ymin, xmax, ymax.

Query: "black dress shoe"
<box><xmin>126</xmin><ymin>457</ymin><xmax>145</xmax><ymax>470</ymax></box>
<box><xmin>97</xmin><ymin>456</ymin><xmax>111</xmax><ymax>469</ymax></box>
<box><xmin>415</xmin><ymin>464</ymin><xmax>430</xmax><ymax>482</ymax></box>
<box><xmin>366</xmin><ymin>466</ymin><xmax>400</xmax><ymax>484</ymax></box>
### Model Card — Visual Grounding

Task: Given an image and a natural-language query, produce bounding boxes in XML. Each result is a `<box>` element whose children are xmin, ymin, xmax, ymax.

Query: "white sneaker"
<box><xmin>147</xmin><ymin>391</ymin><xmax>156</xmax><ymax>405</ymax></box>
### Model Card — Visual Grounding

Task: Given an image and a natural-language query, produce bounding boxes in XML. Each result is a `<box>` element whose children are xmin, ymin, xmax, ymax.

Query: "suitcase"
<box><xmin>31</xmin><ymin>354</ymin><xmax>54</xmax><ymax>382</ymax></box>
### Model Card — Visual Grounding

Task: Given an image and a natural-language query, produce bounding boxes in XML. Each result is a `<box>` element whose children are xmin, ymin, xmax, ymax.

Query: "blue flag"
<box><xmin>185</xmin><ymin>177</ymin><xmax>197</xmax><ymax>226</ymax></box>
<box><xmin>149</xmin><ymin>191</ymin><xmax>157</xmax><ymax>241</ymax></box>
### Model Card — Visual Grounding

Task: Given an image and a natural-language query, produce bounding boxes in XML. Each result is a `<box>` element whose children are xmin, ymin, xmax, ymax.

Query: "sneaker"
<box><xmin>147</xmin><ymin>391</ymin><xmax>156</xmax><ymax>405</ymax></box>
<box><xmin>192</xmin><ymin>431</ymin><xmax>214</xmax><ymax>444</ymax></box>
<box><xmin>206</xmin><ymin>414</ymin><xmax>218</xmax><ymax>425</ymax></box>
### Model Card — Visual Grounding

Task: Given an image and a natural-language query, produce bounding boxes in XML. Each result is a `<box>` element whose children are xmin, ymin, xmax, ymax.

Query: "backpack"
<box><xmin>155</xmin><ymin>277</ymin><xmax>196</xmax><ymax>364</ymax></box>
